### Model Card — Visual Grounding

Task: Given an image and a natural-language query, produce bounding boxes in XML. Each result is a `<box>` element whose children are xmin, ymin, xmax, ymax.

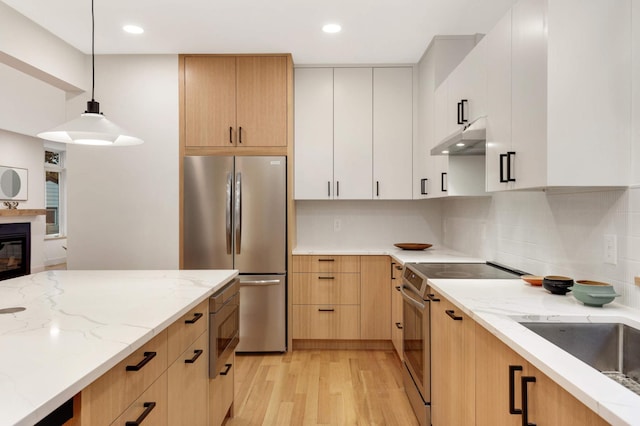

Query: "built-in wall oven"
<box><xmin>401</xmin><ymin>262</ymin><xmax>525</xmax><ymax>426</ymax></box>
<box><xmin>209</xmin><ymin>277</ymin><xmax>240</xmax><ymax>378</ymax></box>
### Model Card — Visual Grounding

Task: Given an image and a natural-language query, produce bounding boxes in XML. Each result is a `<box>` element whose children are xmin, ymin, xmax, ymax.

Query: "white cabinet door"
<box><xmin>511</xmin><ymin>0</ymin><xmax>548</xmax><ymax>190</ymax></box>
<box><xmin>334</xmin><ymin>68</ymin><xmax>373</xmax><ymax>199</ymax></box>
<box><xmin>433</xmin><ymin>81</ymin><xmax>451</xmax><ymax>149</ymax></box>
<box><xmin>373</xmin><ymin>67</ymin><xmax>413</xmax><ymax>199</ymax></box>
<box><xmin>294</xmin><ymin>68</ymin><xmax>334</xmax><ymax>199</ymax></box>
<box><xmin>485</xmin><ymin>9</ymin><xmax>513</xmax><ymax>192</ymax></box>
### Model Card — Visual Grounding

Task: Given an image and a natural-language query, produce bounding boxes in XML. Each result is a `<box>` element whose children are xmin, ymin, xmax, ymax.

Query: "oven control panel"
<box><xmin>402</xmin><ymin>265</ymin><xmax>427</xmax><ymax>296</ymax></box>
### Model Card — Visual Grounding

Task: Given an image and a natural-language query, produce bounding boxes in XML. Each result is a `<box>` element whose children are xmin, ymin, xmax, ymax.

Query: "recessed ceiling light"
<box><xmin>456</xmin><ymin>142</ymin><xmax>465</xmax><ymax>147</ymax></box>
<box><xmin>322</xmin><ymin>23</ymin><xmax>342</xmax><ymax>34</ymax></box>
<box><xmin>442</xmin><ymin>150</ymin><xmax>449</xmax><ymax>154</ymax></box>
<box><xmin>123</xmin><ymin>25</ymin><xmax>144</xmax><ymax>34</ymax></box>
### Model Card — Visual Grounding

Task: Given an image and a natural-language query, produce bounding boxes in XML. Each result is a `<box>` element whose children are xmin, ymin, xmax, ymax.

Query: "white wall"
<box><xmin>296</xmin><ymin>200</ymin><xmax>443</xmax><ymax>250</ymax></box>
<box><xmin>0</xmin><ymin>130</ymin><xmax>46</xmax><ymax>272</ymax></box>
<box><xmin>66</xmin><ymin>55</ymin><xmax>179</xmax><ymax>270</ymax></box>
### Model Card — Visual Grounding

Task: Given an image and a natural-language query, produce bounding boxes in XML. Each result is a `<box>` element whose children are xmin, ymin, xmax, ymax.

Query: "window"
<box><xmin>45</xmin><ymin>149</ymin><xmax>65</xmax><ymax>237</ymax></box>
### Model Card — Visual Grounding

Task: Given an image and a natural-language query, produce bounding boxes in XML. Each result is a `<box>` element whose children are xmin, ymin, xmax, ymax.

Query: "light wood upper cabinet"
<box><xmin>182</xmin><ymin>55</ymin><xmax>289</xmax><ymax>149</ymax></box>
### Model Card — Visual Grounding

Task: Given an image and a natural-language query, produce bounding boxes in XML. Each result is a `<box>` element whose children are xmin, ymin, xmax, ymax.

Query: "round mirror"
<box><xmin>0</xmin><ymin>169</ymin><xmax>21</xmax><ymax>198</ymax></box>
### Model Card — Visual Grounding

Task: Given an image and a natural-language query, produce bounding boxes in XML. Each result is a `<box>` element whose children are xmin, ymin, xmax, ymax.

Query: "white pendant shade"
<box><xmin>37</xmin><ymin>113</ymin><xmax>143</xmax><ymax>146</ymax></box>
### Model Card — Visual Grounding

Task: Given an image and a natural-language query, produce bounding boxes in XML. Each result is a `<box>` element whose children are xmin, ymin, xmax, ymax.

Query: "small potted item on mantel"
<box><xmin>2</xmin><ymin>201</ymin><xmax>19</xmax><ymax>209</ymax></box>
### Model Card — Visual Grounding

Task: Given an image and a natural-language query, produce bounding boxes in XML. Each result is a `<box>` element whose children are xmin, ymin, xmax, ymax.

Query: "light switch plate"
<box><xmin>604</xmin><ymin>234</ymin><xmax>617</xmax><ymax>265</ymax></box>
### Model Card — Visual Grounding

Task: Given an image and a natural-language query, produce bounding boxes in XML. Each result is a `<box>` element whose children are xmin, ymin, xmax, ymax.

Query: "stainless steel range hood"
<box><xmin>431</xmin><ymin>116</ymin><xmax>486</xmax><ymax>156</ymax></box>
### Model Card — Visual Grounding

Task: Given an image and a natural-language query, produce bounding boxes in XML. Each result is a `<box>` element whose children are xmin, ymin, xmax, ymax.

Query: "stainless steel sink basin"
<box><xmin>520</xmin><ymin>322</ymin><xmax>640</xmax><ymax>395</ymax></box>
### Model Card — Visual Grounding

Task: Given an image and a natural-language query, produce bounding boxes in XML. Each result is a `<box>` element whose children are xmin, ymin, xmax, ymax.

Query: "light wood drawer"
<box><xmin>111</xmin><ymin>372</ymin><xmax>168</xmax><ymax>426</ymax></box>
<box><xmin>168</xmin><ymin>331</ymin><xmax>208</xmax><ymax>426</ymax></box>
<box><xmin>293</xmin><ymin>305</ymin><xmax>360</xmax><ymax>339</ymax></box>
<box><xmin>293</xmin><ymin>255</ymin><xmax>360</xmax><ymax>273</ymax></box>
<box><xmin>167</xmin><ymin>299</ymin><xmax>208</xmax><ymax>363</ymax></box>
<box><xmin>292</xmin><ymin>272</ymin><xmax>360</xmax><ymax>305</ymax></box>
<box><xmin>210</xmin><ymin>352</ymin><xmax>235</xmax><ymax>426</ymax></box>
<box><xmin>81</xmin><ymin>330</ymin><xmax>168</xmax><ymax>425</ymax></box>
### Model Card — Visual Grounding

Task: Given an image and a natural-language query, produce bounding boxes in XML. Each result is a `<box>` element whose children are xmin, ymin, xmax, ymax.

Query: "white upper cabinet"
<box><xmin>294</xmin><ymin>68</ymin><xmax>334</xmax><ymax>199</ymax></box>
<box><xmin>373</xmin><ymin>67</ymin><xmax>413</xmax><ymax>200</ymax></box>
<box><xmin>486</xmin><ymin>0</ymin><xmax>631</xmax><ymax>191</ymax></box>
<box><xmin>334</xmin><ymin>68</ymin><xmax>374</xmax><ymax>200</ymax></box>
<box><xmin>294</xmin><ymin>66</ymin><xmax>414</xmax><ymax>200</ymax></box>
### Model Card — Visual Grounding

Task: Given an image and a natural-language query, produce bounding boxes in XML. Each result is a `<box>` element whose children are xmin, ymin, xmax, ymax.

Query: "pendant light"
<box><xmin>37</xmin><ymin>0</ymin><xmax>143</xmax><ymax>146</ymax></box>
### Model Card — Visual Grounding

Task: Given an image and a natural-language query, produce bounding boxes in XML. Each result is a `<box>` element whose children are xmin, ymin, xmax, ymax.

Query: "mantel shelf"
<box><xmin>0</xmin><ymin>209</ymin><xmax>47</xmax><ymax>217</ymax></box>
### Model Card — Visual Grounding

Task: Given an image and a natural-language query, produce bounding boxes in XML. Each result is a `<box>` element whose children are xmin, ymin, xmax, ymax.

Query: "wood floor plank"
<box><xmin>226</xmin><ymin>350</ymin><xmax>418</xmax><ymax>426</ymax></box>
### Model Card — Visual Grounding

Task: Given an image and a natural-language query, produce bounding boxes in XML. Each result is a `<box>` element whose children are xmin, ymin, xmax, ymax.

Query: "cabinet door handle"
<box><xmin>220</xmin><ymin>363</ymin><xmax>233</xmax><ymax>376</ymax></box>
<box><xmin>395</xmin><ymin>322</ymin><xmax>403</xmax><ymax>329</ymax></box>
<box><xmin>184</xmin><ymin>349</ymin><xmax>204</xmax><ymax>364</ymax></box>
<box><xmin>318</xmin><ymin>308</ymin><xmax>335</xmax><ymax>312</ymax></box>
<box><xmin>426</xmin><ymin>293</ymin><xmax>440</xmax><ymax>302</ymax></box>
<box><xmin>499</xmin><ymin>154</ymin><xmax>508</xmax><ymax>183</ymax></box>
<box><xmin>336</xmin><ymin>181</ymin><xmax>340</xmax><ymax>197</ymax></box>
<box><xmin>318</xmin><ymin>258</ymin><xmax>335</xmax><ymax>262</ymax></box>
<box><xmin>509</xmin><ymin>365</ymin><xmax>524</xmax><ymax>415</ymax></box>
<box><xmin>125</xmin><ymin>402</ymin><xmax>156</xmax><ymax>426</ymax></box>
<box><xmin>507</xmin><ymin>151</ymin><xmax>516</xmax><ymax>182</ymax></box>
<box><xmin>185</xmin><ymin>312</ymin><xmax>203</xmax><ymax>324</ymax></box>
<box><xmin>376</xmin><ymin>181</ymin><xmax>380</xmax><ymax>197</ymax></box>
<box><xmin>318</xmin><ymin>276</ymin><xmax>335</xmax><ymax>280</ymax></box>
<box><xmin>445</xmin><ymin>309</ymin><xmax>462</xmax><ymax>320</ymax></box>
<box><xmin>395</xmin><ymin>285</ymin><xmax>401</xmax><ymax>291</ymax></box>
<box><xmin>126</xmin><ymin>351</ymin><xmax>156</xmax><ymax>371</ymax></box>
<box><xmin>420</xmin><ymin>178</ymin><xmax>428</xmax><ymax>195</ymax></box>
<box><xmin>441</xmin><ymin>172</ymin><xmax>447</xmax><ymax>192</ymax></box>
<box><xmin>229</xmin><ymin>126</ymin><xmax>233</xmax><ymax>144</ymax></box>
<box><xmin>457</xmin><ymin>101</ymin><xmax>463</xmax><ymax>124</ymax></box>
<box><xmin>390</xmin><ymin>262</ymin><xmax>396</xmax><ymax>279</ymax></box>
<box><xmin>461</xmin><ymin>99</ymin><xmax>468</xmax><ymax>123</ymax></box>
<box><xmin>521</xmin><ymin>376</ymin><xmax>537</xmax><ymax>426</ymax></box>
<box><xmin>327</xmin><ymin>181</ymin><xmax>331</xmax><ymax>197</ymax></box>
<box><xmin>238</xmin><ymin>126</ymin><xmax>243</xmax><ymax>144</ymax></box>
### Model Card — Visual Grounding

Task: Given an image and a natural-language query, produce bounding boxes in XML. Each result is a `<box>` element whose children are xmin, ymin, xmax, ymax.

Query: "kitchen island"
<box><xmin>0</xmin><ymin>269</ymin><xmax>238</xmax><ymax>426</ymax></box>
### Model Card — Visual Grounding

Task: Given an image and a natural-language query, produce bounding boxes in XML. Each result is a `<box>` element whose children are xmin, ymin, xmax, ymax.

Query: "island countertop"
<box><xmin>0</xmin><ymin>269</ymin><xmax>238</xmax><ymax>426</ymax></box>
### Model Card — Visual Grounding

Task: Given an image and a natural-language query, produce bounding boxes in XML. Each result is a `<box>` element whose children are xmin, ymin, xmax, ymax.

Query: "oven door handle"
<box><xmin>400</xmin><ymin>285</ymin><xmax>426</xmax><ymax>311</ymax></box>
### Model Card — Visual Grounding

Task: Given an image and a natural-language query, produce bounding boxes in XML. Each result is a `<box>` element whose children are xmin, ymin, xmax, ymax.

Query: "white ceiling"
<box><xmin>2</xmin><ymin>0</ymin><xmax>518</xmax><ymax>64</ymax></box>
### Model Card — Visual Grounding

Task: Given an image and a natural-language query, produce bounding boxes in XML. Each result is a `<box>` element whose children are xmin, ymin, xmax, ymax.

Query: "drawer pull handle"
<box><xmin>185</xmin><ymin>312</ymin><xmax>203</xmax><ymax>324</ymax></box>
<box><xmin>509</xmin><ymin>365</ymin><xmax>524</xmax><ymax>415</ymax></box>
<box><xmin>125</xmin><ymin>401</ymin><xmax>156</xmax><ymax>426</ymax></box>
<box><xmin>220</xmin><ymin>363</ymin><xmax>233</xmax><ymax>376</ymax></box>
<box><xmin>318</xmin><ymin>258</ymin><xmax>335</xmax><ymax>262</ymax></box>
<box><xmin>318</xmin><ymin>308</ymin><xmax>335</xmax><ymax>312</ymax></box>
<box><xmin>318</xmin><ymin>276</ymin><xmax>335</xmax><ymax>280</ymax></box>
<box><xmin>426</xmin><ymin>293</ymin><xmax>440</xmax><ymax>302</ymax></box>
<box><xmin>126</xmin><ymin>351</ymin><xmax>156</xmax><ymax>371</ymax></box>
<box><xmin>395</xmin><ymin>286</ymin><xmax>401</xmax><ymax>291</ymax></box>
<box><xmin>445</xmin><ymin>310</ymin><xmax>463</xmax><ymax>321</ymax></box>
<box><xmin>521</xmin><ymin>376</ymin><xmax>537</xmax><ymax>426</ymax></box>
<box><xmin>395</xmin><ymin>322</ymin><xmax>403</xmax><ymax>329</ymax></box>
<box><xmin>185</xmin><ymin>349</ymin><xmax>204</xmax><ymax>364</ymax></box>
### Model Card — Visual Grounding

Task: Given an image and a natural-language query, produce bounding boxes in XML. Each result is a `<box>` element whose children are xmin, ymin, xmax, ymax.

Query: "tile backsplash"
<box><xmin>443</xmin><ymin>187</ymin><xmax>640</xmax><ymax>310</ymax></box>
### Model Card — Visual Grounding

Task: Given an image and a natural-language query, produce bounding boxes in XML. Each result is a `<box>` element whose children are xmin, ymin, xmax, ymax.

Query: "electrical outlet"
<box><xmin>604</xmin><ymin>234</ymin><xmax>617</xmax><ymax>265</ymax></box>
<box><xmin>635</xmin><ymin>276</ymin><xmax>640</xmax><ymax>287</ymax></box>
<box><xmin>333</xmin><ymin>218</ymin><xmax>341</xmax><ymax>232</ymax></box>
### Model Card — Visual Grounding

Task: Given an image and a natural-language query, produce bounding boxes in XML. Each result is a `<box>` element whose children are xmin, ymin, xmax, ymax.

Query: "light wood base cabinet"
<box><xmin>390</xmin><ymin>260</ymin><xmax>403</xmax><ymax>359</ymax></box>
<box><xmin>210</xmin><ymin>352</ymin><xmax>235</xmax><ymax>426</ymax></box>
<box><xmin>475</xmin><ymin>325</ymin><xmax>607</xmax><ymax>426</ymax></box>
<box><xmin>112</xmin><ymin>373</ymin><xmax>168</xmax><ymax>426</ymax></box>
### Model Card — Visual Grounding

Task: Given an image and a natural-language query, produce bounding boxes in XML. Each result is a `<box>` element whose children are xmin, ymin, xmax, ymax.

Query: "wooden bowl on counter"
<box><xmin>394</xmin><ymin>243</ymin><xmax>432</xmax><ymax>250</ymax></box>
<box><xmin>521</xmin><ymin>275</ymin><xmax>544</xmax><ymax>286</ymax></box>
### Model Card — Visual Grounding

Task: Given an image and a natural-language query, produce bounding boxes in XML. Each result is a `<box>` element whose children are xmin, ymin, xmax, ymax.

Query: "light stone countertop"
<box><xmin>293</xmin><ymin>245</ymin><xmax>485</xmax><ymax>264</ymax></box>
<box><xmin>428</xmin><ymin>278</ymin><xmax>640</xmax><ymax>426</ymax></box>
<box><xmin>0</xmin><ymin>269</ymin><xmax>238</xmax><ymax>426</ymax></box>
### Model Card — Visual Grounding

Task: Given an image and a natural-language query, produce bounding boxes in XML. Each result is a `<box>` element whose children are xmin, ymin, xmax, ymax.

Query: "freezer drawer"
<box><xmin>236</xmin><ymin>274</ymin><xmax>286</xmax><ymax>352</ymax></box>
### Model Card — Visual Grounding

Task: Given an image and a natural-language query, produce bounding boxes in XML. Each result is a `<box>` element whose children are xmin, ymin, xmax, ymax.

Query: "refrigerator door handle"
<box><xmin>225</xmin><ymin>172</ymin><xmax>232</xmax><ymax>254</ymax></box>
<box><xmin>240</xmin><ymin>279</ymin><xmax>281</xmax><ymax>286</ymax></box>
<box><xmin>235</xmin><ymin>172</ymin><xmax>242</xmax><ymax>254</ymax></box>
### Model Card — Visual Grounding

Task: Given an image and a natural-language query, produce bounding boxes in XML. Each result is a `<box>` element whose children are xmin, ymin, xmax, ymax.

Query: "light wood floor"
<box><xmin>226</xmin><ymin>350</ymin><xmax>419</xmax><ymax>426</ymax></box>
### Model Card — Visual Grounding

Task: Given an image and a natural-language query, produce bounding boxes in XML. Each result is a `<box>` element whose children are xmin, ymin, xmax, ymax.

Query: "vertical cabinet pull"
<box><xmin>336</xmin><ymin>181</ymin><xmax>340</xmax><ymax>197</ymax></box>
<box><xmin>238</xmin><ymin>126</ymin><xmax>243</xmax><ymax>144</ymax></box>
<box><xmin>125</xmin><ymin>402</ymin><xmax>156</xmax><ymax>426</ymax></box>
<box><xmin>220</xmin><ymin>363</ymin><xmax>232</xmax><ymax>376</ymax></box>
<box><xmin>521</xmin><ymin>376</ymin><xmax>537</xmax><ymax>426</ymax></box>
<box><xmin>185</xmin><ymin>312</ymin><xmax>203</xmax><ymax>324</ymax></box>
<box><xmin>461</xmin><ymin>99</ymin><xmax>468</xmax><ymax>123</ymax></box>
<box><xmin>499</xmin><ymin>154</ymin><xmax>508</xmax><ymax>183</ymax></box>
<box><xmin>509</xmin><ymin>365</ymin><xmax>523</xmax><ymax>415</ymax></box>
<box><xmin>376</xmin><ymin>181</ymin><xmax>380</xmax><ymax>197</ymax></box>
<box><xmin>420</xmin><ymin>178</ymin><xmax>428</xmax><ymax>195</ymax></box>
<box><xmin>445</xmin><ymin>309</ymin><xmax>462</xmax><ymax>320</ymax></box>
<box><xmin>390</xmin><ymin>262</ymin><xmax>396</xmax><ymax>279</ymax></box>
<box><xmin>441</xmin><ymin>172</ymin><xmax>447</xmax><ymax>192</ymax></box>
<box><xmin>327</xmin><ymin>181</ymin><xmax>331</xmax><ymax>197</ymax></box>
<box><xmin>507</xmin><ymin>151</ymin><xmax>516</xmax><ymax>182</ymax></box>
<box><xmin>126</xmin><ymin>352</ymin><xmax>156</xmax><ymax>371</ymax></box>
<box><xmin>457</xmin><ymin>101</ymin><xmax>463</xmax><ymax>124</ymax></box>
<box><xmin>229</xmin><ymin>126</ymin><xmax>233</xmax><ymax>144</ymax></box>
<box><xmin>185</xmin><ymin>349</ymin><xmax>204</xmax><ymax>364</ymax></box>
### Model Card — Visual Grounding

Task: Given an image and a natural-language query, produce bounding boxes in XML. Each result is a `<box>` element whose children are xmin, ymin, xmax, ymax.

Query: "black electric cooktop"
<box><xmin>407</xmin><ymin>262</ymin><xmax>526</xmax><ymax>280</ymax></box>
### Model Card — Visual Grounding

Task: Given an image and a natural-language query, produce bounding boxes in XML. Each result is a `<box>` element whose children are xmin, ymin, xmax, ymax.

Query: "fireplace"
<box><xmin>0</xmin><ymin>223</ymin><xmax>30</xmax><ymax>281</ymax></box>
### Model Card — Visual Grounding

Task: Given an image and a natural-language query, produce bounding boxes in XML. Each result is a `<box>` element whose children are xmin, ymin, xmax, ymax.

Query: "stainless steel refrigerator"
<box><xmin>183</xmin><ymin>156</ymin><xmax>286</xmax><ymax>352</ymax></box>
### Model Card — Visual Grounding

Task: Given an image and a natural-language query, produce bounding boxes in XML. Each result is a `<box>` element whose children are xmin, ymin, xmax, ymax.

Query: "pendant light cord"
<box><xmin>91</xmin><ymin>0</ymin><xmax>95</xmax><ymax>102</ymax></box>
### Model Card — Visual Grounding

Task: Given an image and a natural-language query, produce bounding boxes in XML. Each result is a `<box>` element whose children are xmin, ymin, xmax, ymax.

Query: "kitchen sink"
<box><xmin>519</xmin><ymin>322</ymin><xmax>640</xmax><ymax>395</ymax></box>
